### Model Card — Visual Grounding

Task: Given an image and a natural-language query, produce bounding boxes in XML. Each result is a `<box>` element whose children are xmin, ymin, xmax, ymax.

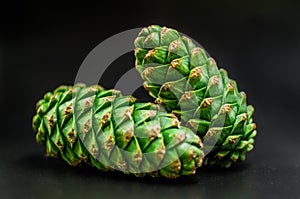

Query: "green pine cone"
<box><xmin>134</xmin><ymin>25</ymin><xmax>257</xmax><ymax>168</ymax></box>
<box><xmin>32</xmin><ymin>84</ymin><xmax>204</xmax><ymax>178</ymax></box>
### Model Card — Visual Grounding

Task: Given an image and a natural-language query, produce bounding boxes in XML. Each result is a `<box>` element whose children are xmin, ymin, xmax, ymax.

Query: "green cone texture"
<box><xmin>134</xmin><ymin>25</ymin><xmax>257</xmax><ymax>167</ymax></box>
<box><xmin>32</xmin><ymin>84</ymin><xmax>204</xmax><ymax>178</ymax></box>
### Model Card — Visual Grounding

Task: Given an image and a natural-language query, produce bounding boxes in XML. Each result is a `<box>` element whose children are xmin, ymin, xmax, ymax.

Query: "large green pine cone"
<box><xmin>32</xmin><ymin>84</ymin><xmax>204</xmax><ymax>178</ymax></box>
<box><xmin>134</xmin><ymin>25</ymin><xmax>257</xmax><ymax>168</ymax></box>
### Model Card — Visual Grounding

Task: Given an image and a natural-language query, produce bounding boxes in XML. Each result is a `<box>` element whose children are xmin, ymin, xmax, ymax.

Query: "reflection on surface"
<box><xmin>2</xmin><ymin>153</ymin><xmax>260</xmax><ymax>199</ymax></box>
<box><xmin>2</xmin><ymin>124</ymin><xmax>300</xmax><ymax>199</ymax></box>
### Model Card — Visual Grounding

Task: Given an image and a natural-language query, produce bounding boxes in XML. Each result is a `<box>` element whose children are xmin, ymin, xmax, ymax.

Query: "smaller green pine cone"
<box><xmin>134</xmin><ymin>25</ymin><xmax>257</xmax><ymax>168</ymax></box>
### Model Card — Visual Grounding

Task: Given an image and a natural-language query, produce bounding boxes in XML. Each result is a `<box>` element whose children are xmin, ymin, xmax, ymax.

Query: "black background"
<box><xmin>1</xmin><ymin>0</ymin><xmax>300</xmax><ymax>198</ymax></box>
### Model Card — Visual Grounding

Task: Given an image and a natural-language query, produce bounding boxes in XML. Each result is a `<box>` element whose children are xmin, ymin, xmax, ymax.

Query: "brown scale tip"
<box><xmin>197</xmin><ymin>157</ymin><xmax>203</xmax><ymax>167</ymax></box>
<box><xmin>88</xmin><ymin>86</ymin><xmax>98</xmax><ymax>92</ymax></box>
<box><xmin>227</xmin><ymin>82</ymin><xmax>234</xmax><ymax>91</ymax></box>
<box><xmin>105</xmin><ymin>96</ymin><xmax>115</xmax><ymax>102</ymax></box>
<box><xmin>149</xmin><ymin>124</ymin><xmax>161</xmax><ymax>140</ymax></box>
<box><xmin>171</xmin><ymin>159</ymin><xmax>181</xmax><ymax>173</ymax></box>
<box><xmin>190</xmin><ymin>165</ymin><xmax>197</xmax><ymax>175</ymax></box>
<box><xmin>146</xmin><ymin>110</ymin><xmax>157</xmax><ymax>117</ymax></box>
<box><xmin>134</xmin><ymin>48</ymin><xmax>140</xmax><ymax>56</ymax></box>
<box><xmin>207</xmin><ymin>129</ymin><xmax>217</xmax><ymax>137</ymax></box>
<box><xmin>144</xmin><ymin>34</ymin><xmax>154</xmax><ymax>45</ymax></box>
<box><xmin>101</xmin><ymin>112</ymin><xmax>110</xmax><ymax>125</ymax></box>
<box><xmin>84</xmin><ymin>98</ymin><xmax>93</xmax><ymax>108</ymax></box>
<box><xmin>170</xmin><ymin>112</ymin><xmax>178</xmax><ymax>118</ymax></box>
<box><xmin>164</xmin><ymin>173</ymin><xmax>179</xmax><ymax>179</ymax></box>
<box><xmin>125</xmin><ymin>128</ymin><xmax>133</xmax><ymax>143</ymax></box>
<box><xmin>176</xmin><ymin>130</ymin><xmax>186</xmax><ymax>144</ymax></box>
<box><xmin>190</xmin><ymin>68</ymin><xmax>201</xmax><ymax>78</ymax></box>
<box><xmin>211</xmin><ymin>76</ymin><xmax>220</xmax><ymax>86</ymax></box>
<box><xmin>37</xmin><ymin>106</ymin><xmax>43</xmax><ymax>115</ymax></box>
<box><xmin>90</xmin><ymin>144</ymin><xmax>98</xmax><ymax>157</ymax></box>
<box><xmin>68</xmin><ymin>129</ymin><xmax>76</xmax><ymax>143</ymax></box>
<box><xmin>252</xmin><ymin>123</ymin><xmax>257</xmax><ymax>130</ymax></box>
<box><xmin>155</xmin><ymin>98</ymin><xmax>163</xmax><ymax>104</ymax></box>
<box><xmin>110</xmin><ymin>89</ymin><xmax>121</xmax><ymax>96</ymax></box>
<box><xmin>191</xmin><ymin>47</ymin><xmax>201</xmax><ymax>55</ymax></box>
<box><xmin>124</xmin><ymin>107</ymin><xmax>133</xmax><ymax>118</ymax></box>
<box><xmin>118</xmin><ymin>159</ymin><xmax>127</xmax><ymax>170</ymax></box>
<box><xmin>148</xmin><ymin>25</ymin><xmax>157</xmax><ymax>29</ymax></box>
<box><xmin>37</xmin><ymin>130</ymin><xmax>43</xmax><ymax>136</ymax></box>
<box><xmin>48</xmin><ymin>114</ymin><xmax>55</xmax><ymax>127</ymax></box>
<box><xmin>228</xmin><ymin>137</ymin><xmax>238</xmax><ymax>144</ymax></box>
<box><xmin>105</xmin><ymin>136</ymin><xmax>114</xmax><ymax>152</ymax></box>
<box><xmin>169</xmin><ymin>40</ymin><xmax>179</xmax><ymax>51</ymax></box>
<box><xmin>221</xmin><ymin>104</ymin><xmax>231</xmax><ymax>114</ymax></box>
<box><xmin>170</xmin><ymin>111</ymin><xmax>181</xmax><ymax>120</ymax></box>
<box><xmin>241</xmin><ymin>113</ymin><xmax>248</xmax><ymax>121</ymax></box>
<box><xmin>68</xmin><ymin>88</ymin><xmax>75</xmax><ymax>94</ymax></box>
<box><xmin>153</xmin><ymin>25</ymin><xmax>164</xmax><ymax>29</ymax></box>
<box><xmin>182</xmin><ymin>91</ymin><xmax>192</xmax><ymax>100</ymax></box>
<box><xmin>161</xmin><ymin>26</ymin><xmax>169</xmax><ymax>35</ymax></box>
<box><xmin>208</xmin><ymin>57</ymin><xmax>217</xmax><ymax>65</ymax></box>
<box><xmin>170</xmin><ymin>59</ymin><xmax>180</xmax><ymax>69</ymax></box>
<box><xmin>241</xmin><ymin>91</ymin><xmax>247</xmax><ymax>99</ymax></box>
<box><xmin>143</xmin><ymin>67</ymin><xmax>154</xmax><ymax>77</ymax></box>
<box><xmin>201</xmin><ymin>98</ymin><xmax>213</xmax><ymax>108</ymax></box>
<box><xmin>144</xmin><ymin>49</ymin><xmax>156</xmax><ymax>60</ymax></box>
<box><xmin>134</xmin><ymin>151</ymin><xmax>142</xmax><ymax>164</ymax></box>
<box><xmin>79</xmin><ymin>153</ymin><xmax>87</xmax><ymax>161</ymax></box>
<box><xmin>138</xmin><ymin>27</ymin><xmax>147</xmax><ymax>36</ymax></box>
<box><xmin>197</xmin><ymin>137</ymin><xmax>204</xmax><ymax>148</ymax></box>
<box><xmin>50</xmin><ymin>94</ymin><xmax>57</xmax><ymax>102</ymax></box>
<box><xmin>48</xmin><ymin>150</ymin><xmax>57</xmax><ymax>158</ymax></box>
<box><xmin>64</xmin><ymin>103</ymin><xmax>73</xmax><ymax>116</ymax></box>
<box><xmin>149</xmin><ymin>170</ymin><xmax>159</xmax><ymax>177</ymax></box>
<box><xmin>56</xmin><ymin>139</ymin><xmax>63</xmax><ymax>151</ymax></box>
<box><xmin>189</xmin><ymin>150</ymin><xmax>197</xmax><ymax>161</ymax></box>
<box><xmin>156</xmin><ymin>147</ymin><xmax>166</xmax><ymax>161</ymax></box>
<box><xmin>172</xmin><ymin>117</ymin><xmax>181</xmax><ymax>127</ymax></box>
<box><xmin>186</xmin><ymin>121</ymin><xmax>197</xmax><ymax>129</ymax></box>
<box><xmin>129</xmin><ymin>96</ymin><xmax>136</xmax><ymax>103</ymax></box>
<box><xmin>84</xmin><ymin>119</ymin><xmax>90</xmax><ymax>134</ymax></box>
<box><xmin>161</xmin><ymin>83</ymin><xmax>171</xmax><ymax>91</ymax></box>
<box><xmin>143</xmin><ymin>82</ymin><xmax>149</xmax><ymax>91</ymax></box>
